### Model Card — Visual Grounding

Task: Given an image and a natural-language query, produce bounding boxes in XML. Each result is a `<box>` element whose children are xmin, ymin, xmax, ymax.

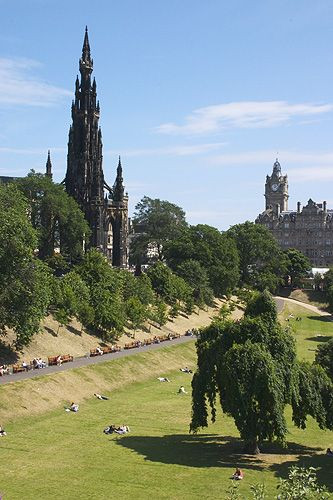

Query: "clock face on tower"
<box><xmin>271</xmin><ymin>183</ymin><xmax>279</xmax><ymax>191</ymax></box>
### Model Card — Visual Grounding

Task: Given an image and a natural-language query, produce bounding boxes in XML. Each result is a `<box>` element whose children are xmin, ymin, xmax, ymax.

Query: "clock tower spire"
<box><xmin>265</xmin><ymin>158</ymin><xmax>288</xmax><ymax>213</ymax></box>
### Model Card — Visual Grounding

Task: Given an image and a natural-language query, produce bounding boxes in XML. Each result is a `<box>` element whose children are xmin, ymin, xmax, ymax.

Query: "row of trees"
<box><xmin>131</xmin><ymin>196</ymin><xmax>311</xmax><ymax>297</ymax></box>
<box><xmin>1</xmin><ymin>181</ymin><xmax>218</xmax><ymax>347</ymax></box>
<box><xmin>190</xmin><ymin>291</ymin><xmax>333</xmax><ymax>454</ymax></box>
<box><xmin>0</xmin><ymin>177</ymin><xmax>312</xmax><ymax>348</ymax></box>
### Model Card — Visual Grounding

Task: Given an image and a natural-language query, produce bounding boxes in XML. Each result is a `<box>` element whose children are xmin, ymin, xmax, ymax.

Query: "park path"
<box><xmin>275</xmin><ymin>296</ymin><xmax>331</xmax><ymax>317</ymax></box>
<box><xmin>0</xmin><ymin>335</ymin><xmax>196</xmax><ymax>386</ymax></box>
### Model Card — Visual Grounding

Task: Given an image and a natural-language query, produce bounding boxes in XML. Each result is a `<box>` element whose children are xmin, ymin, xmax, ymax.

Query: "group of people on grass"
<box><xmin>104</xmin><ymin>425</ymin><xmax>130</xmax><ymax>435</ymax></box>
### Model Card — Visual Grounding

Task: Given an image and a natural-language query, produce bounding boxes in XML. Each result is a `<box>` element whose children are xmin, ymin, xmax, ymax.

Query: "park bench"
<box><xmin>90</xmin><ymin>349</ymin><xmax>103</xmax><ymax>357</ymax></box>
<box><xmin>144</xmin><ymin>338</ymin><xmax>152</xmax><ymax>345</ymax></box>
<box><xmin>48</xmin><ymin>354</ymin><xmax>73</xmax><ymax>366</ymax></box>
<box><xmin>102</xmin><ymin>345</ymin><xmax>121</xmax><ymax>354</ymax></box>
<box><xmin>12</xmin><ymin>362</ymin><xmax>33</xmax><ymax>373</ymax></box>
<box><xmin>124</xmin><ymin>342</ymin><xmax>137</xmax><ymax>350</ymax></box>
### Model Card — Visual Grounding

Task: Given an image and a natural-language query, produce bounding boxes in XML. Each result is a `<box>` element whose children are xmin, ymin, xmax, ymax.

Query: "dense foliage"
<box><xmin>190</xmin><ymin>291</ymin><xmax>333</xmax><ymax>453</ymax></box>
<box><xmin>15</xmin><ymin>171</ymin><xmax>90</xmax><ymax>262</ymax></box>
<box><xmin>283</xmin><ymin>248</ymin><xmax>311</xmax><ymax>287</ymax></box>
<box><xmin>227</xmin><ymin>221</ymin><xmax>285</xmax><ymax>291</ymax></box>
<box><xmin>0</xmin><ymin>184</ymin><xmax>52</xmax><ymax>347</ymax></box>
<box><xmin>131</xmin><ymin>196</ymin><xmax>188</xmax><ymax>265</ymax></box>
<box><xmin>165</xmin><ymin>224</ymin><xmax>240</xmax><ymax>297</ymax></box>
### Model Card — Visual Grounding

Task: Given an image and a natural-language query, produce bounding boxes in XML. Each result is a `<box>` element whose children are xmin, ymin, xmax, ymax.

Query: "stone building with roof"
<box><xmin>256</xmin><ymin>159</ymin><xmax>333</xmax><ymax>267</ymax></box>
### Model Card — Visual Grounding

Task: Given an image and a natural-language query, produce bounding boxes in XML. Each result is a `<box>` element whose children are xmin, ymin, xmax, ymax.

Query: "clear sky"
<box><xmin>0</xmin><ymin>0</ymin><xmax>332</xmax><ymax>229</ymax></box>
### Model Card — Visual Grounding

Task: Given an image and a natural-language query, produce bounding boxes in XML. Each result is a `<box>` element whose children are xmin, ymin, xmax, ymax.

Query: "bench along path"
<box><xmin>0</xmin><ymin>335</ymin><xmax>196</xmax><ymax>386</ymax></box>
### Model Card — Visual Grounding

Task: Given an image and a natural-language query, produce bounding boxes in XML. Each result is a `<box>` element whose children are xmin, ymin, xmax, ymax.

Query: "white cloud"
<box><xmin>0</xmin><ymin>57</ymin><xmax>71</xmax><ymax>106</ymax></box>
<box><xmin>155</xmin><ymin>101</ymin><xmax>333</xmax><ymax>135</ymax></box>
<box><xmin>104</xmin><ymin>142</ymin><xmax>226</xmax><ymax>157</ymax></box>
<box><xmin>211</xmin><ymin>150</ymin><xmax>333</xmax><ymax>166</ymax></box>
<box><xmin>288</xmin><ymin>167</ymin><xmax>333</xmax><ymax>182</ymax></box>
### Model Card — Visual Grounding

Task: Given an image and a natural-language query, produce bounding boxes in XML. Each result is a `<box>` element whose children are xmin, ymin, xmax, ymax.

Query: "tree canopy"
<box><xmin>15</xmin><ymin>171</ymin><xmax>90</xmax><ymax>262</ymax></box>
<box><xmin>284</xmin><ymin>248</ymin><xmax>311</xmax><ymax>286</ymax></box>
<box><xmin>190</xmin><ymin>291</ymin><xmax>333</xmax><ymax>454</ymax></box>
<box><xmin>227</xmin><ymin>221</ymin><xmax>285</xmax><ymax>291</ymax></box>
<box><xmin>0</xmin><ymin>183</ymin><xmax>52</xmax><ymax>346</ymax></box>
<box><xmin>165</xmin><ymin>224</ymin><xmax>240</xmax><ymax>296</ymax></box>
<box><xmin>131</xmin><ymin>196</ymin><xmax>188</xmax><ymax>264</ymax></box>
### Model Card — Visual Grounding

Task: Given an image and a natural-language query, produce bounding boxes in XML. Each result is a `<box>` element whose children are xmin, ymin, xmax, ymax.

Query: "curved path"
<box><xmin>0</xmin><ymin>335</ymin><xmax>196</xmax><ymax>386</ymax></box>
<box><xmin>274</xmin><ymin>296</ymin><xmax>331</xmax><ymax>317</ymax></box>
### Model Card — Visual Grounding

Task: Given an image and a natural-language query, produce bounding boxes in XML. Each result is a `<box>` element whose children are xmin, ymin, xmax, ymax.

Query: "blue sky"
<box><xmin>0</xmin><ymin>0</ymin><xmax>332</xmax><ymax>229</ymax></box>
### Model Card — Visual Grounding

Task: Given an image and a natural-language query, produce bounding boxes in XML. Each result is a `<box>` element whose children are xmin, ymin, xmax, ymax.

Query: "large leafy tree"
<box><xmin>165</xmin><ymin>224</ymin><xmax>240</xmax><ymax>296</ymax></box>
<box><xmin>190</xmin><ymin>291</ymin><xmax>333</xmax><ymax>454</ymax></box>
<box><xmin>227</xmin><ymin>221</ymin><xmax>285</xmax><ymax>291</ymax></box>
<box><xmin>147</xmin><ymin>261</ymin><xmax>192</xmax><ymax>307</ymax></box>
<box><xmin>315</xmin><ymin>338</ymin><xmax>333</xmax><ymax>381</ymax></box>
<box><xmin>131</xmin><ymin>196</ymin><xmax>188</xmax><ymax>265</ymax></box>
<box><xmin>0</xmin><ymin>184</ymin><xmax>52</xmax><ymax>347</ymax></box>
<box><xmin>75</xmin><ymin>250</ymin><xmax>126</xmax><ymax>339</ymax></box>
<box><xmin>284</xmin><ymin>248</ymin><xmax>311</xmax><ymax>286</ymax></box>
<box><xmin>16</xmin><ymin>171</ymin><xmax>90</xmax><ymax>262</ymax></box>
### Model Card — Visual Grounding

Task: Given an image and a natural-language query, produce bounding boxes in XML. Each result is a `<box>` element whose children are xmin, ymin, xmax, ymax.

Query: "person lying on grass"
<box><xmin>103</xmin><ymin>425</ymin><xmax>130</xmax><ymax>435</ymax></box>
<box><xmin>94</xmin><ymin>393</ymin><xmax>109</xmax><ymax>400</ymax></box>
<box><xmin>0</xmin><ymin>425</ymin><xmax>7</xmax><ymax>436</ymax></box>
<box><xmin>157</xmin><ymin>377</ymin><xmax>170</xmax><ymax>382</ymax></box>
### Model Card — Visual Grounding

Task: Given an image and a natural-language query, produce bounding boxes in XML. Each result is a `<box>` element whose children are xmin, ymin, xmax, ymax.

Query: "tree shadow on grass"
<box><xmin>306</xmin><ymin>315</ymin><xmax>333</xmax><ymax>323</ymax></box>
<box><xmin>0</xmin><ymin>340</ymin><xmax>18</xmax><ymax>365</ymax></box>
<box><xmin>116</xmin><ymin>434</ymin><xmax>266</xmax><ymax>470</ymax></box>
<box><xmin>44</xmin><ymin>326</ymin><xmax>58</xmax><ymax>337</ymax></box>
<box><xmin>270</xmin><ymin>449</ymin><xmax>333</xmax><ymax>492</ymax></box>
<box><xmin>306</xmin><ymin>335</ymin><xmax>333</xmax><ymax>343</ymax></box>
<box><xmin>67</xmin><ymin>324</ymin><xmax>82</xmax><ymax>337</ymax></box>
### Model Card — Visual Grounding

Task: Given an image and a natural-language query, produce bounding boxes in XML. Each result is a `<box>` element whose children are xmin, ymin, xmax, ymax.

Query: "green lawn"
<box><xmin>279</xmin><ymin>302</ymin><xmax>333</xmax><ymax>362</ymax></box>
<box><xmin>1</xmin><ymin>307</ymin><xmax>333</xmax><ymax>500</ymax></box>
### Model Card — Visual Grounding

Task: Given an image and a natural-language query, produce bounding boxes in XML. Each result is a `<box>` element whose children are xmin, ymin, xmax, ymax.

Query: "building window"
<box><xmin>284</xmin><ymin>223</ymin><xmax>289</xmax><ymax>228</ymax></box>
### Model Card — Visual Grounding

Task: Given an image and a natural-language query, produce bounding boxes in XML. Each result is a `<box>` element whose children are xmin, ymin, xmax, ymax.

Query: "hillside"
<box><xmin>1</xmin><ymin>298</ymin><xmax>243</xmax><ymax>365</ymax></box>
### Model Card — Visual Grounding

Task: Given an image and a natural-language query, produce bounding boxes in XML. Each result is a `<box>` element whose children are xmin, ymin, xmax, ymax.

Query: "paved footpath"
<box><xmin>274</xmin><ymin>296</ymin><xmax>331</xmax><ymax>317</ymax></box>
<box><xmin>2</xmin><ymin>297</ymin><xmax>329</xmax><ymax>387</ymax></box>
<box><xmin>0</xmin><ymin>335</ymin><xmax>196</xmax><ymax>386</ymax></box>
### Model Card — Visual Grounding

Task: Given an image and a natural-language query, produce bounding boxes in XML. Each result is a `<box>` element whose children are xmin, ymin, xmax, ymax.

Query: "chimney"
<box><xmin>323</xmin><ymin>201</ymin><xmax>327</xmax><ymax>213</ymax></box>
<box><xmin>297</xmin><ymin>201</ymin><xmax>301</xmax><ymax>213</ymax></box>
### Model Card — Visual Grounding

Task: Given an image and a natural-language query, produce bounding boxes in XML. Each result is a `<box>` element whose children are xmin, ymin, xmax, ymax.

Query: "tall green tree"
<box><xmin>227</xmin><ymin>221</ymin><xmax>285</xmax><ymax>292</ymax></box>
<box><xmin>0</xmin><ymin>184</ymin><xmax>52</xmax><ymax>347</ymax></box>
<box><xmin>165</xmin><ymin>224</ymin><xmax>240</xmax><ymax>296</ymax></box>
<box><xmin>315</xmin><ymin>338</ymin><xmax>333</xmax><ymax>381</ymax></box>
<box><xmin>190</xmin><ymin>291</ymin><xmax>333</xmax><ymax>454</ymax></box>
<box><xmin>16</xmin><ymin>171</ymin><xmax>90</xmax><ymax>262</ymax></box>
<box><xmin>131</xmin><ymin>196</ymin><xmax>188</xmax><ymax>265</ymax></box>
<box><xmin>284</xmin><ymin>248</ymin><xmax>311</xmax><ymax>286</ymax></box>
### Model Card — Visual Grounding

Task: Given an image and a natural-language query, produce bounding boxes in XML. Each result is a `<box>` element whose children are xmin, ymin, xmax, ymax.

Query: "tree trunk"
<box><xmin>243</xmin><ymin>439</ymin><xmax>260</xmax><ymax>455</ymax></box>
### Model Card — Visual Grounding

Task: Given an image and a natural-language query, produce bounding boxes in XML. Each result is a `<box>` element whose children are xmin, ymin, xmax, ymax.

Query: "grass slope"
<box><xmin>1</xmin><ymin>303</ymin><xmax>333</xmax><ymax>499</ymax></box>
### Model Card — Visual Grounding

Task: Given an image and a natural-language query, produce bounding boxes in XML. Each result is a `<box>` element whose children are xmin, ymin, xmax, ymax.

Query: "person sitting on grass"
<box><xmin>0</xmin><ymin>425</ymin><xmax>7</xmax><ymax>437</ymax></box>
<box><xmin>231</xmin><ymin>468</ymin><xmax>244</xmax><ymax>480</ymax></box>
<box><xmin>114</xmin><ymin>425</ymin><xmax>130</xmax><ymax>435</ymax></box>
<box><xmin>94</xmin><ymin>393</ymin><xmax>109</xmax><ymax>400</ymax></box>
<box><xmin>326</xmin><ymin>448</ymin><xmax>333</xmax><ymax>456</ymax></box>
<box><xmin>104</xmin><ymin>425</ymin><xmax>116</xmax><ymax>434</ymax></box>
<box><xmin>70</xmin><ymin>402</ymin><xmax>79</xmax><ymax>412</ymax></box>
<box><xmin>178</xmin><ymin>386</ymin><xmax>188</xmax><ymax>394</ymax></box>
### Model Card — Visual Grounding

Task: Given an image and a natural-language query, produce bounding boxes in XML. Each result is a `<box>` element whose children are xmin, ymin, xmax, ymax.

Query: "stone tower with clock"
<box><xmin>265</xmin><ymin>159</ymin><xmax>288</xmax><ymax>214</ymax></box>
